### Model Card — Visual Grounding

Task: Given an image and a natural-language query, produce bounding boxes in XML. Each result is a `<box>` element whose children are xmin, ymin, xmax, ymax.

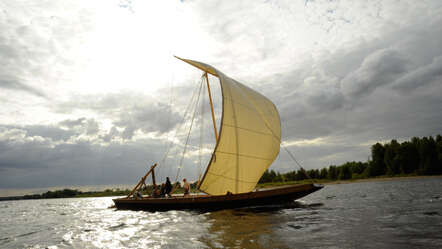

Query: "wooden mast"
<box><xmin>205</xmin><ymin>72</ymin><xmax>218</xmax><ymax>142</ymax></box>
<box><xmin>126</xmin><ymin>163</ymin><xmax>157</xmax><ymax>198</ymax></box>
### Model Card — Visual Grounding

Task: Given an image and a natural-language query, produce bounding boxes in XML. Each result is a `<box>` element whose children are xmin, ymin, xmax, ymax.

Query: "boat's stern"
<box><xmin>312</xmin><ymin>183</ymin><xmax>324</xmax><ymax>191</ymax></box>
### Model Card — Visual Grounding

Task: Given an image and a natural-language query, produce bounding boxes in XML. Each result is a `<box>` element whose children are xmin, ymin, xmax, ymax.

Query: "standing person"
<box><xmin>165</xmin><ymin>177</ymin><xmax>173</xmax><ymax>197</ymax></box>
<box><xmin>183</xmin><ymin>178</ymin><xmax>190</xmax><ymax>197</ymax></box>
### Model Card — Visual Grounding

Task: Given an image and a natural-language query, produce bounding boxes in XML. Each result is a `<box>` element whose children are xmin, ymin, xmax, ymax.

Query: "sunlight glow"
<box><xmin>71</xmin><ymin>1</ymin><xmax>214</xmax><ymax>95</ymax></box>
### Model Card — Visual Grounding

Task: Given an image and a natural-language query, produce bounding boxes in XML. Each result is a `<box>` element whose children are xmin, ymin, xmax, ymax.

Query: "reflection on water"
<box><xmin>1</xmin><ymin>177</ymin><xmax>441</xmax><ymax>248</ymax></box>
<box><xmin>205</xmin><ymin>209</ymin><xmax>276</xmax><ymax>248</ymax></box>
<box><xmin>203</xmin><ymin>202</ymin><xmax>324</xmax><ymax>249</ymax></box>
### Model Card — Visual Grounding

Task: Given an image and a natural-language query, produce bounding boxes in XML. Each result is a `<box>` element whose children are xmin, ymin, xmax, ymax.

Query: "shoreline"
<box><xmin>323</xmin><ymin>174</ymin><xmax>442</xmax><ymax>185</ymax></box>
<box><xmin>257</xmin><ymin>174</ymin><xmax>442</xmax><ymax>189</ymax></box>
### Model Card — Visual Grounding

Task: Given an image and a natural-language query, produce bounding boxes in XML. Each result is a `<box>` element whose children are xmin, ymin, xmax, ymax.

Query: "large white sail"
<box><xmin>177</xmin><ymin>57</ymin><xmax>281</xmax><ymax>195</ymax></box>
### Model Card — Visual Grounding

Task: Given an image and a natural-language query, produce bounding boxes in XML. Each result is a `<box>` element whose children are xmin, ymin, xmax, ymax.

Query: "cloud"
<box><xmin>0</xmin><ymin>1</ymin><xmax>93</xmax><ymax>99</ymax></box>
<box><xmin>0</xmin><ymin>127</ymin><xmax>176</xmax><ymax>188</ymax></box>
<box><xmin>59</xmin><ymin>118</ymin><xmax>88</xmax><ymax>128</ymax></box>
<box><xmin>0</xmin><ymin>125</ymin><xmax>73</xmax><ymax>142</ymax></box>
<box><xmin>59</xmin><ymin>118</ymin><xmax>100</xmax><ymax>136</ymax></box>
<box><xmin>393</xmin><ymin>55</ymin><xmax>442</xmax><ymax>92</ymax></box>
<box><xmin>116</xmin><ymin>101</ymin><xmax>181</xmax><ymax>136</ymax></box>
<box><xmin>55</xmin><ymin>91</ymin><xmax>182</xmax><ymax>139</ymax></box>
<box><xmin>102</xmin><ymin>126</ymin><xmax>121</xmax><ymax>142</ymax></box>
<box><xmin>21</xmin><ymin>124</ymin><xmax>75</xmax><ymax>141</ymax></box>
<box><xmin>341</xmin><ymin>49</ymin><xmax>409</xmax><ymax>98</ymax></box>
<box><xmin>0</xmin><ymin>77</ymin><xmax>47</xmax><ymax>98</ymax></box>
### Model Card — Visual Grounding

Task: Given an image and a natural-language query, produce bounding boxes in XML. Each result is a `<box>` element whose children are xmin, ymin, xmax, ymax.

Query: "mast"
<box><xmin>204</xmin><ymin>72</ymin><xmax>218</xmax><ymax>142</ymax></box>
<box><xmin>174</xmin><ymin>56</ymin><xmax>219</xmax><ymax>141</ymax></box>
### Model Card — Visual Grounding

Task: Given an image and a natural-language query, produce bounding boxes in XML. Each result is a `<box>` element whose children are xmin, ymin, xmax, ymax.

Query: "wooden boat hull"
<box><xmin>113</xmin><ymin>184</ymin><xmax>323</xmax><ymax>211</ymax></box>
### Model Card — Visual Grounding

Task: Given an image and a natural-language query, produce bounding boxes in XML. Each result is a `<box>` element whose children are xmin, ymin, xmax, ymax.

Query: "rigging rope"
<box><xmin>280</xmin><ymin>142</ymin><xmax>312</xmax><ymax>179</ymax></box>
<box><xmin>160</xmin><ymin>76</ymin><xmax>204</xmax><ymax>179</ymax></box>
<box><xmin>174</xmin><ymin>76</ymin><xmax>204</xmax><ymax>182</ymax></box>
<box><xmin>198</xmin><ymin>77</ymin><xmax>206</xmax><ymax>184</ymax></box>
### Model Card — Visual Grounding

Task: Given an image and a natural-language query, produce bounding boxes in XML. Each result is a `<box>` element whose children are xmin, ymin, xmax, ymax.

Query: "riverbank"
<box><xmin>323</xmin><ymin>174</ymin><xmax>442</xmax><ymax>185</ymax></box>
<box><xmin>256</xmin><ymin>174</ymin><xmax>442</xmax><ymax>189</ymax></box>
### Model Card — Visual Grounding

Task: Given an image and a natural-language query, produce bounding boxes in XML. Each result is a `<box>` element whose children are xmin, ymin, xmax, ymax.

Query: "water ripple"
<box><xmin>1</xmin><ymin>178</ymin><xmax>442</xmax><ymax>248</ymax></box>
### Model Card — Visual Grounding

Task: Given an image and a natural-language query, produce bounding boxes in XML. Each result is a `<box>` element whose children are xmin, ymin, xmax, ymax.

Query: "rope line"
<box><xmin>197</xmin><ymin>77</ymin><xmax>206</xmax><ymax>183</ymax></box>
<box><xmin>175</xmin><ymin>76</ymin><xmax>204</xmax><ymax>182</ymax></box>
<box><xmin>160</xmin><ymin>76</ymin><xmax>203</xmax><ymax>179</ymax></box>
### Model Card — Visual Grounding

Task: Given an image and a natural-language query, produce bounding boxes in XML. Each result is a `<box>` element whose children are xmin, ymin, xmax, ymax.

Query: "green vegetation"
<box><xmin>74</xmin><ymin>188</ymin><xmax>131</xmax><ymax>198</ymax></box>
<box><xmin>259</xmin><ymin>135</ymin><xmax>442</xmax><ymax>184</ymax></box>
<box><xmin>14</xmin><ymin>188</ymin><xmax>132</xmax><ymax>200</ymax></box>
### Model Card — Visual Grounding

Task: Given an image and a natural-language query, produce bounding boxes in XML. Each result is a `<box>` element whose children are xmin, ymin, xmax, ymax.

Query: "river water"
<box><xmin>1</xmin><ymin>177</ymin><xmax>441</xmax><ymax>249</ymax></box>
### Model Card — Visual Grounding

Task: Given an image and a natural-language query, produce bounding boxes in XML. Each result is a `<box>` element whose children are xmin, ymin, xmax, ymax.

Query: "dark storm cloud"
<box><xmin>0</xmin><ymin>134</ymin><xmax>167</xmax><ymax>188</ymax></box>
<box><xmin>22</xmin><ymin>124</ymin><xmax>75</xmax><ymax>141</ymax></box>
<box><xmin>393</xmin><ymin>55</ymin><xmax>442</xmax><ymax>93</ymax></box>
<box><xmin>0</xmin><ymin>123</ymin><xmax>204</xmax><ymax>189</ymax></box>
<box><xmin>341</xmin><ymin>49</ymin><xmax>409</xmax><ymax>98</ymax></box>
<box><xmin>0</xmin><ymin>130</ymin><xmax>54</xmax><ymax>172</ymax></box>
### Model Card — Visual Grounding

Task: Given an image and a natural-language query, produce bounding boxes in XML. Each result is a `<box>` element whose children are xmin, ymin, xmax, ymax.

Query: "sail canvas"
<box><xmin>176</xmin><ymin>57</ymin><xmax>281</xmax><ymax>195</ymax></box>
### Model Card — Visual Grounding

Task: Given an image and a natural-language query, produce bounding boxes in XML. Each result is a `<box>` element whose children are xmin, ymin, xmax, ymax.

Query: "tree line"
<box><xmin>0</xmin><ymin>188</ymin><xmax>133</xmax><ymax>201</ymax></box>
<box><xmin>259</xmin><ymin>135</ymin><xmax>442</xmax><ymax>183</ymax></box>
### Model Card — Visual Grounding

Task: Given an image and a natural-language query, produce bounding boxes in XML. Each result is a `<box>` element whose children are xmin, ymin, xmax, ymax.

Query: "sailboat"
<box><xmin>113</xmin><ymin>57</ymin><xmax>323</xmax><ymax>211</ymax></box>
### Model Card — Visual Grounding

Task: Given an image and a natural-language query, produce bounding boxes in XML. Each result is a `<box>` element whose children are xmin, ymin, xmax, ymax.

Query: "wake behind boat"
<box><xmin>113</xmin><ymin>57</ymin><xmax>323</xmax><ymax>211</ymax></box>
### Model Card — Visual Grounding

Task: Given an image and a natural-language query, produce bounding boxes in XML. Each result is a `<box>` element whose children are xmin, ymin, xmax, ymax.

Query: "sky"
<box><xmin>1</xmin><ymin>0</ymin><xmax>441</xmax><ymax>196</ymax></box>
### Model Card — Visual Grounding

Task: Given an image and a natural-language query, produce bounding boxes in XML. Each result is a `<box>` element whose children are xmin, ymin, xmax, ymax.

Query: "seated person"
<box><xmin>135</xmin><ymin>190</ymin><xmax>143</xmax><ymax>199</ymax></box>
<box><xmin>159</xmin><ymin>183</ymin><xmax>166</xmax><ymax>197</ymax></box>
<box><xmin>152</xmin><ymin>187</ymin><xmax>161</xmax><ymax>198</ymax></box>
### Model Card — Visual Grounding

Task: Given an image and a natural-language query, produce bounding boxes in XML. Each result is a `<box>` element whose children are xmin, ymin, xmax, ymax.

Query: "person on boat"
<box><xmin>165</xmin><ymin>177</ymin><xmax>173</xmax><ymax>197</ymax></box>
<box><xmin>135</xmin><ymin>190</ymin><xmax>143</xmax><ymax>199</ymax></box>
<box><xmin>152</xmin><ymin>186</ymin><xmax>161</xmax><ymax>198</ymax></box>
<box><xmin>159</xmin><ymin>183</ymin><xmax>166</xmax><ymax>197</ymax></box>
<box><xmin>183</xmin><ymin>178</ymin><xmax>190</xmax><ymax>197</ymax></box>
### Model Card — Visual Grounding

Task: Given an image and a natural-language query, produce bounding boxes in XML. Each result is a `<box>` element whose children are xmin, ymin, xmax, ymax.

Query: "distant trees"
<box><xmin>338</xmin><ymin>164</ymin><xmax>352</xmax><ymax>180</ymax></box>
<box><xmin>327</xmin><ymin>166</ymin><xmax>337</xmax><ymax>180</ymax></box>
<box><xmin>258</xmin><ymin>135</ymin><xmax>442</xmax><ymax>184</ymax></box>
<box><xmin>41</xmin><ymin>189</ymin><xmax>81</xmax><ymax>198</ymax></box>
<box><xmin>370</xmin><ymin>136</ymin><xmax>442</xmax><ymax>176</ymax></box>
<box><xmin>259</xmin><ymin>170</ymin><xmax>283</xmax><ymax>183</ymax></box>
<box><xmin>11</xmin><ymin>188</ymin><xmax>132</xmax><ymax>200</ymax></box>
<box><xmin>397</xmin><ymin>141</ymin><xmax>419</xmax><ymax>174</ymax></box>
<box><xmin>366</xmin><ymin>143</ymin><xmax>387</xmax><ymax>177</ymax></box>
